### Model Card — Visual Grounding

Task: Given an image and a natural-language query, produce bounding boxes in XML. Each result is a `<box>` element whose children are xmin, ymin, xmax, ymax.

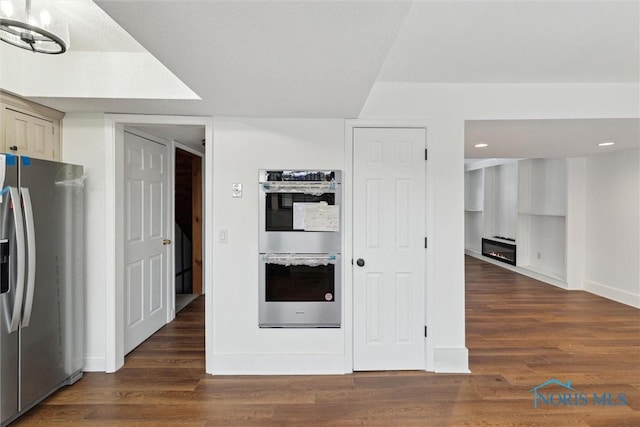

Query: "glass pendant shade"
<box><xmin>0</xmin><ymin>0</ymin><xmax>68</xmax><ymax>54</ymax></box>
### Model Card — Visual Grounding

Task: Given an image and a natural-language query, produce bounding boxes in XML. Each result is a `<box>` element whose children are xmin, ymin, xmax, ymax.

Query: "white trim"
<box><xmin>103</xmin><ymin>114</ymin><xmax>213</xmax><ymax>373</ymax></box>
<box><xmin>465</xmin><ymin>250</ymin><xmax>569</xmax><ymax>289</ymax></box>
<box><xmin>467</xmin><ymin>250</ymin><xmax>640</xmax><ymax>309</ymax></box>
<box><xmin>211</xmin><ymin>354</ymin><xmax>347</xmax><ymax>375</ymax></box>
<box><xmin>83</xmin><ymin>356</ymin><xmax>107</xmax><ymax>372</ymax></box>
<box><xmin>105</xmin><ymin>119</ymin><xmax>119</xmax><ymax>373</ymax></box>
<box><xmin>344</xmin><ymin>119</ymin><xmax>433</xmax><ymax>372</ymax></box>
<box><xmin>433</xmin><ymin>348</ymin><xmax>470</xmax><ymax>373</ymax></box>
<box><xmin>204</xmin><ymin>121</ymin><xmax>214</xmax><ymax>375</ymax></box>
<box><xmin>342</xmin><ymin>122</ymin><xmax>354</xmax><ymax>374</ymax></box>
<box><xmin>167</xmin><ymin>141</ymin><xmax>176</xmax><ymax>322</ymax></box>
<box><xmin>584</xmin><ymin>280</ymin><xmax>640</xmax><ymax>309</ymax></box>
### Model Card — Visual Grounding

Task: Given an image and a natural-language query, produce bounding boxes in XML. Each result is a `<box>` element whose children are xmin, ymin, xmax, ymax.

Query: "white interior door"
<box><xmin>353</xmin><ymin>127</ymin><xmax>426</xmax><ymax>370</ymax></box>
<box><xmin>124</xmin><ymin>131</ymin><xmax>170</xmax><ymax>354</ymax></box>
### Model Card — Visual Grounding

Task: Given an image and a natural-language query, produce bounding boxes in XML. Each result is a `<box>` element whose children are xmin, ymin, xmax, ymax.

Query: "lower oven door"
<box><xmin>259</xmin><ymin>254</ymin><xmax>341</xmax><ymax>328</ymax></box>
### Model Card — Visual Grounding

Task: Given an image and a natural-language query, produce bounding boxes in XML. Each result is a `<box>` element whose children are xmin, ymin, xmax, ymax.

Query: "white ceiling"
<box><xmin>378</xmin><ymin>1</ymin><xmax>639</xmax><ymax>83</ymax></box>
<box><xmin>44</xmin><ymin>0</ymin><xmax>145</xmax><ymax>53</ymax></box>
<box><xmin>465</xmin><ymin>118</ymin><xmax>640</xmax><ymax>158</ymax></box>
<box><xmin>4</xmin><ymin>1</ymin><xmax>639</xmax><ymax>157</ymax></box>
<box><xmin>91</xmin><ymin>0</ymin><xmax>412</xmax><ymax>117</ymax></box>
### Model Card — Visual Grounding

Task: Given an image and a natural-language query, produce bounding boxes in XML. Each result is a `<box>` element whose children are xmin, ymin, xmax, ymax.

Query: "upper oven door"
<box><xmin>259</xmin><ymin>171</ymin><xmax>342</xmax><ymax>253</ymax></box>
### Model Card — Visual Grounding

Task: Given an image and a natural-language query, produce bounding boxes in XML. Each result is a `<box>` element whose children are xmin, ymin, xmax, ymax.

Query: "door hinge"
<box><xmin>424</xmin><ymin>326</ymin><xmax>428</xmax><ymax>337</ymax></box>
<box><xmin>425</xmin><ymin>237</ymin><xmax>428</xmax><ymax>249</ymax></box>
<box><xmin>425</xmin><ymin>149</ymin><xmax>428</xmax><ymax>160</ymax></box>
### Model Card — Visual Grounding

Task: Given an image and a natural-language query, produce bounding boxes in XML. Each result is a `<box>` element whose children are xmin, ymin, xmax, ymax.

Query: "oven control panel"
<box><xmin>262</xmin><ymin>170</ymin><xmax>337</xmax><ymax>182</ymax></box>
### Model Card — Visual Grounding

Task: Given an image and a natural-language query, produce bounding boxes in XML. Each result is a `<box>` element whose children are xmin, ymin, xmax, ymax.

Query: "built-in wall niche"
<box><xmin>464</xmin><ymin>168</ymin><xmax>484</xmax><ymax>253</ymax></box>
<box><xmin>518</xmin><ymin>158</ymin><xmax>567</xmax><ymax>216</ymax></box>
<box><xmin>517</xmin><ymin>158</ymin><xmax>567</xmax><ymax>281</ymax></box>
<box><xmin>484</xmin><ymin>162</ymin><xmax>518</xmax><ymax>241</ymax></box>
<box><xmin>465</xmin><ymin>168</ymin><xmax>484</xmax><ymax>211</ymax></box>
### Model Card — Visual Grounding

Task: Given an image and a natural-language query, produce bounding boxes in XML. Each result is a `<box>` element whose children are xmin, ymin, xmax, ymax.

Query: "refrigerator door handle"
<box><xmin>8</xmin><ymin>187</ymin><xmax>26</xmax><ymax>333</ymax></box>
<box><xmin>21</xmin><ymin>187</ymin><xmax>36</xmax><ymax>328</ymax></box>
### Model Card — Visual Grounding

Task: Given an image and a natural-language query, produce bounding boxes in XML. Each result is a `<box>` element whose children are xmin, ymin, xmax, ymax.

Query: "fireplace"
<box><xmin>482</xmin><ymin>238</ymin><xmax>516</xmax><ymax>266</ymax></box>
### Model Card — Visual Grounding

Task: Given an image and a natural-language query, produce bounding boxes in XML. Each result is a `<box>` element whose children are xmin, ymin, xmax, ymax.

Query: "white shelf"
<box><xmin>518</xmin><ymin>212</ymin><xmax>566</xmax><ymax>217</ymax></box>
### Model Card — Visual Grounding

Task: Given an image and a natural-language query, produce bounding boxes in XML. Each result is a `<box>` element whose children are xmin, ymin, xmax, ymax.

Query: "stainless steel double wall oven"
<box><xmin>259</xmin><ymin>170</ymin><xmax>342</xmax><ymax>327</ymax></box>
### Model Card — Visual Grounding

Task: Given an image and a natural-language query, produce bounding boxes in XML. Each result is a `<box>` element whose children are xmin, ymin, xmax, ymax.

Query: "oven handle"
<box><xmin>262</xmin><ymin>181</ymin><xmax>338</xmax><ymax>196</ymax></box>
<box><xmin>263</xmin><ymin>253</ymin><xmax>337</xmax><ymax>267</ymax></box>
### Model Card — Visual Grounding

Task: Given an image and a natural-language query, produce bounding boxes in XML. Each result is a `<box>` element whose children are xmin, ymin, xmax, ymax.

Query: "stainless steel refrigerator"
<box><xmin>0</xmin><ymin>155</ymin><xmax>84</xmax><ymax>426</ymax></box>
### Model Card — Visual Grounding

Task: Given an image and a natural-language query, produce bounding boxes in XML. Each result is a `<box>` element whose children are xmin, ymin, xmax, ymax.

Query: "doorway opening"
<box><xmin>174</xmin><ymin>147</ymin><xmax>203</xmax><ymax>313</ymax></box>
<box><xmin>109</xmin><ymin>117</ymin><xmax>209</xmax><ymax>373</ymax></box>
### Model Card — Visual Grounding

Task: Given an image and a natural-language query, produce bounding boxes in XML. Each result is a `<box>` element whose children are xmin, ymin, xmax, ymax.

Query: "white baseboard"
<box><xmin>584</xmin><ymin>280</ymin><xmax>640</xmax><ymax>309</ymax></box>
<box><xmin>465</xmin><ymin>250</ymin><xmax>568</xmax><ymax>289</ymax></box>
<box><xmin>433</xmin><ymin>347</ymin><xmax>470</xmax><ymax>373</ymax></box>
<box><xmin>210</xmin><ymin>353</ymin><xmax>348</xmax><ymax>375</ymax></box>
<box><xmin>83</xmin><ymin>356</ymin><xmax>107</xmax><ymax>372</ymax></box>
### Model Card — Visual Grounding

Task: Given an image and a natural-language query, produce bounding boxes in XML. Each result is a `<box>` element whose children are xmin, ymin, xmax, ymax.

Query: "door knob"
<box><xmin>356</xmin><ymin>258</ymin><xmax>365</xmax><ymax>267</ymax></box>
<box><xmin>162</xmin><ymin>239</ymin><xmax>171</xmax><ymax>246</ymax></box>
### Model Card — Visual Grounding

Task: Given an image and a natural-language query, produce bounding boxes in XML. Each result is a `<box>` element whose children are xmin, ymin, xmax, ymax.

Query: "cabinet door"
<box><xmin>4</xmin><ymin>108</ymin><xmax>59</xmax><ymax>160</ymax></box>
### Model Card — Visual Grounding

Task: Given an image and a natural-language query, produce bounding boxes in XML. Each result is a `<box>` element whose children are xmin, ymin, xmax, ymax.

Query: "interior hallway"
<box><xmin>14</xmin><ymin>257</ymin><xmax>640</xmax><ymax>426</ymax></box>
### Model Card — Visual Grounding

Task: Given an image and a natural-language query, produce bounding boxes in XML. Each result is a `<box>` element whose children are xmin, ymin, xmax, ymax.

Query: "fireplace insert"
<box><xmin>482</xmin><ymin>238</ymin><xmax>516</xmax><ymax>266</ymax></box>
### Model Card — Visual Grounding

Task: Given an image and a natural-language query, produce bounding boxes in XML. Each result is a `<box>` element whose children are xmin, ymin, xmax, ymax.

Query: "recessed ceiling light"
<box><xmin>474</xmin><ymin>143</ymin><xmax>488</xmax><ymax>148</ymax></box>
<box><xmin>597</xmin><ymin>142</ymin><xmax>615</xmax><ymax>147</ymax></box>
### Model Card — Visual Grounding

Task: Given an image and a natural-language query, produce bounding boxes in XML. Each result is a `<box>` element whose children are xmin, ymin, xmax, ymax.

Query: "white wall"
<box><xmin>361</xmin><ymin>83</ymin><xmax>639</xmax><ymax>120</ymax></box>
<box><xmin>1</xmin><ymin>45</ymin><xmax>197</xmax><ymax>100</ymax></box>
<box><xmin>58</xmin><ymin>82</ymin><xmax>638</xmax><ymax>376</ymax></box>
<box><xmin>584</xmin><ymin>148</ymin><xmax>640</xmax><ymax>307</ymax></box>
<box><xmin>61</xmin><ymin>113</ymin><xmax>112</xmax><ymax>371</ymax></box>
<box><xmin>211</xmin><ymin>118</ymin><xmax>347</xmax><ymax>374</ymax></box>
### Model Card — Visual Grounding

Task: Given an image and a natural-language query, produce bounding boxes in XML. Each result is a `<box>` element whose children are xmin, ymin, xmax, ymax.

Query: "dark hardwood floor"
<box><xmin>15</xmin><ymin>256</ymin><xmax>640</xmax><ymax>426</ymax></box>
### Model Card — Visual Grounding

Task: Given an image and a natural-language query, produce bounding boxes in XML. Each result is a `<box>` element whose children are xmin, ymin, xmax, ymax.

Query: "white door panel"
<box><xmin>353</xmin><ymin>128</ymin><xmax>426</xmax><ymax>371</ymax></box>
<box><xmin>124</xmin><ymin>131</ymin><xmax>169</xmax><ymax>354</ymax></box>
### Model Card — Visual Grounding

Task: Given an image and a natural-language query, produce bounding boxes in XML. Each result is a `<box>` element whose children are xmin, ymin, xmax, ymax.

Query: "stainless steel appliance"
<box><xmin>259</xmin><ymin>170</ymin><xmax>341</xmax><ymax>327</ymax></box>
<box><xmin>0</xmin><ymin>155</ymin><xmax>84</xmax><ymax>426</ymax></box>
<box><xmin>259</xmin><ymin>253</ymin><xmax>341</xmax><ymax>327</ymax></box>
<box><xmin>259</xmin><ymin>170</ymin><xmax>341</xmax><ymax>253</ymax></box>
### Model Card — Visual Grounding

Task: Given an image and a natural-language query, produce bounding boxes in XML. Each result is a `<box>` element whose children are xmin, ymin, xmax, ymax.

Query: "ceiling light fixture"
<box><xmin>0</xmin><ymin>0</ymin><xmax>68</xmax><ymax>54</ymax></box>
<box><xmin>474</xmin><ymin>143</ymin><xmax>489</xmax><ymax>148</ymax></box>
<box><xmin>597</xmin><ymin>141</ymin><xmax>615</xmax><ymax>147</ymax></box>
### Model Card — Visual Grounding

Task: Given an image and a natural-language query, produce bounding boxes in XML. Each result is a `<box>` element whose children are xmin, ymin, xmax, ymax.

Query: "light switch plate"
<box><xmin>232</xmin><ymin>183</ymin><xmax>243</xmax><ymax>198</ymax></box>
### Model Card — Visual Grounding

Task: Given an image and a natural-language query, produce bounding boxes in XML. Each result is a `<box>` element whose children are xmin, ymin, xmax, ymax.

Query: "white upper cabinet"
<box><xmin>1</xmin><ymin>92</ymin><xmax>63</xmax><ymax>161</ymax></box>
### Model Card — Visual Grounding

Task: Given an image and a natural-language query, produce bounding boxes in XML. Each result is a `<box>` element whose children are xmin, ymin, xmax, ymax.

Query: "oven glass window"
<box><xmin>265</xmin><ymin>193</ymin><xmax>335</xmax><ymax>231</ymax></box>
<box><xmin>265</xmin><ymin>264</ymin><xmax>335</xmax><ymax>302</ymax></box>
